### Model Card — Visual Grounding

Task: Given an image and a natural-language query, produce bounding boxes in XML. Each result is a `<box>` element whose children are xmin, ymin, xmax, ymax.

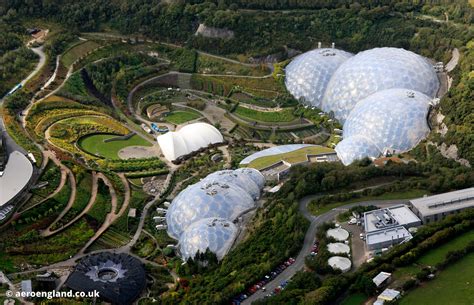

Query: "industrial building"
<box><xmin>408</xmin><ymin>188</ymin><xmax>474</xmax><ymax>224</ymax></box>
<box><xmin>363</xmin><ymin>205</ymin><xmax>421</xmax><ymax>251</ymax></box>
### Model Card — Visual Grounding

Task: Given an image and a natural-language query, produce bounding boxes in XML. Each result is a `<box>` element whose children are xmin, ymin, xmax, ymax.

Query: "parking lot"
<box><xmin>340</xmin><ymin>221</ymin><xmax>369</xmax><ymax>268</ymax></box>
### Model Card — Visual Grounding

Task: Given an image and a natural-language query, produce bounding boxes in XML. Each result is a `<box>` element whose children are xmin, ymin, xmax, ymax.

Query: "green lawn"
<box><xmin>340</xmin><ymin>293</ymin><xmax>367</xmax><ymax>305</ymax></box>
<box><xmin>164</xmin><ymin>111</ymin><xmax>200</xmax><ymax>124</ymax></box>
<box><xmin>247</xmin><ymin>146</ymin><xmax>335</xmax><ymax>170</ymax></box>
<box><xmin>234</xmin><ymin>105</ymin><xmax>296</xmax><ymax>122</ymax></box>
<box><xmin>61</xmin><ymin>40</ymin><xmax>101</xmax><ymax>67</ymax></box>
<box><xmin>399</xmin><ymin>253</ymin><xmax>474</xmax><ymax>305</ymax></box>
<box><xmin>418</xmin><ymin>230</ymin><xmax>474</xmax><ymax>266</ymax></box>
<box><xmin>78</xmin><ymin>133</ymin><xmax>152</xmax><ymax>159</ymax></box>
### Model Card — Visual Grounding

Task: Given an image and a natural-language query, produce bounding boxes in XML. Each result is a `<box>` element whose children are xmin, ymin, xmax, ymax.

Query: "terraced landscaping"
<box><xmin>61</xmin><ymin>40</ymin><xmax>102</xmax><ymax>67</ymax></box>
<box><xmin>234</xmin><ymin>105</ymin><xmax>296</xmax><ymax>123</ymax></box>
<box><xmin>78</xmin><ymin>133</ymin><xmax>152</xmax><ymax>159</ymax></box>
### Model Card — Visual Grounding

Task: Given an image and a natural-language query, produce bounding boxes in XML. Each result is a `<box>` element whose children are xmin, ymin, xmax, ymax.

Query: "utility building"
<box><xmin>408</xmin><ymin>188</ymin><xmax>474</xmax><ymax>224</ymax></box>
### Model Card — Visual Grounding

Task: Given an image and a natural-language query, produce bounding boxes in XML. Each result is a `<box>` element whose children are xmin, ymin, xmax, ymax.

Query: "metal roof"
<box><xmin>409</xmin><ymin>188</ymin><xmax>474</xmax><ymax>217</ymax></box>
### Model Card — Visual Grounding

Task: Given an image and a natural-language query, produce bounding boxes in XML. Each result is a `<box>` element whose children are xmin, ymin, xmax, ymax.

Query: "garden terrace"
<box><xmin>61</xmin><ymin>40</ymin><xmax>103</xmax><ymax>68</ymax></box>
<box><xmin>196</xmin><ymin>53</ymin><xmax>269</xmax><ymax>77</ymax></box>
<box><xmin>78</xmin><ymin>133</ymin><xmax>152</xmax><ymax>159</ymax></box>
<box><xmin>47</xmin><ymin>115</ymin><xmax>130</xmax><ymax>158</ymax></box>
<box><xmin>246</xmin><ymin>145</ymin><xmax>335</xmax><ymax>170</ymax></box>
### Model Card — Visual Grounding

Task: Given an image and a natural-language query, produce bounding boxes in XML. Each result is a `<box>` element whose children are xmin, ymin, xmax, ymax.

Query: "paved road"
<box><xmin>446</xmin><ymin>48</ymin><xmax>460</xmax><ymax>72</ymax></box>
<box><xmin>243</xmin><ymin>197</ymin><xmax>407</xmax><ymax>304</ymax></box>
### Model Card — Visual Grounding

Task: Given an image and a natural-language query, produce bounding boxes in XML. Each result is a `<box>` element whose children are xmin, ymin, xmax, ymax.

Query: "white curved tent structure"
<box><xmin>157</xmin><ymin>123</ymin><xmax>223</xmax><ymax>162</ymax></box>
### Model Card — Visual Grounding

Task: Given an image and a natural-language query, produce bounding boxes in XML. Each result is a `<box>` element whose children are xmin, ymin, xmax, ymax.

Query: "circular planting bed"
<box><xmin>78</xmin><ymin>133</ymin><xmax>153</xmax><ymax>159</ymax></box>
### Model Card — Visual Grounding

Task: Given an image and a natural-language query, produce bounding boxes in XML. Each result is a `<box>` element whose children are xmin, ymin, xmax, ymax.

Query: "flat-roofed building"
<box><xmin>366</xmin><ymin>226</ymin><xmax>412</xmax><ymax>251</ymax></box>
<box><xmin>364</xmin><ymin>205</ymin><xmax>421</xmax><ymax>233</ymax></box>
<box><xmin>408</xmin><ymin>188</ymin><xmax>474</xmax><ymax>224</ymax></box>
<box><xmin>363</xmin><ymin>205</ymin><xmax>420</xmax><ymax>251</ymax></box>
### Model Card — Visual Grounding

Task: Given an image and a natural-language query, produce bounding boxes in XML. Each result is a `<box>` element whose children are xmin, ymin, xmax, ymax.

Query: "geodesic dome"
<box><xmin>166</xmin><ymin>180</ymin><xmax>255</xmax><ymax>239</ymax></box>
<box><xmin>285</xmin><ymin>48</ymin><xmax>353</xmax><ymax>108</ymax></box>
<box><xmin>336</xmin><ymin>89</ymin><xmax>431</xmax><ymax>165</ymax></box>
<box><xmin>179</xmin><ymin>218</ymin><xmax>238</xmax><ymax>260</ymax></box>
<box><xmin>335</xmin><ymin>135</ymin><xmax>381</xmax><ymax>166</ymax></box>
<box><xmin>321</xmin><ymin>47</ymin><xmax>439</xmax><ymax>122</ymax></box>
<box><xmin>202</xmin><ymin>168</ymin><xmax>265</xmax><ymax>200</ymax></box>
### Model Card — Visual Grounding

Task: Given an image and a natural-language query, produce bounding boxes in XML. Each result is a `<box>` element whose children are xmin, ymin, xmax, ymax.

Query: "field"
<box><xmin>78</xmin><ymin>133</ymin><xmax>152</xmax><ymax>159</ymax></box>
<box><xmin>247</xmin><ymin>146</ymin><xmax>335</xmax><ymax>169</ymax></box>
<box><xmin>164</xmin><ymin>111</ymin><xmax>201</xmax><ymax>124</ymax></box>
<box><xmin>61</xmin><ymin>40</ymin><xmax>101</xmax><ymax>67</ymax></box>
<box><xmin>234</xmin><ymin>106</ymin><xmax>296</xmax><ymax>123</ymax></box>
<box><xmin>399</xmin><ymin>252</ymin><xmax>474</xmax><ymax>305</ymax></box>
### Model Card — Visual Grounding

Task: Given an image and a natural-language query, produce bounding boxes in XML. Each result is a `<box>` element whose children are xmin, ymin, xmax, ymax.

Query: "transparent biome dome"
<box><xmin>285</xmin><ymin>48</ymin><xmax>353</xmax><ymax>108</ymax></box>
<box><xmin>179</xmin><ymin>218</ymin><xmax>238</xmax><ymax>260</ymax></box>
<box><xmin>166</xmin><ymin>180</ymin><xmax>255</xmax><ymax>239</ymax></box>
<box><xmin>321</xmin><ymin>47</ymin><xmax>439</xmax><ymax>122</ymax></box>
<box><xmin>335</xmin><ymin>135</ymin><xmax>381</xmax><ymax>166</ymax></box>
<box><xmin>335</xmin><ymin>89</ymin><xmax>432</xmax><ymax>165</ymax></box>
<box><xmin>202</xmin><ymin>169</ymin><xmax>264</xmax><ymax>200</ymax></box>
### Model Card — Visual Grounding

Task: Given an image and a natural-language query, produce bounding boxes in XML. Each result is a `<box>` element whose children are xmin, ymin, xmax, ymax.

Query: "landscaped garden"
<box><xmin>163</xmin><ymin>110</ymin><xmax>200</xmax><ymax>124</ymax></box>
<box><xmin>233</xmin><ymin>105</ymin><xmax>296</xmax><ymax>123</ymax></box>
<box><xmin>246</xmin><ymin>145</ymin><xmax>335</xmax><ymax>169</ymax></box>
<box><xmin>78</xmin><ymin>133</ymin><xmax>152</xmax><ymax>159</ymax></box>
<box><xmin>61</xmin><ymin>40</ymin><xmax>102</xmax><ymax>67</ymax></box>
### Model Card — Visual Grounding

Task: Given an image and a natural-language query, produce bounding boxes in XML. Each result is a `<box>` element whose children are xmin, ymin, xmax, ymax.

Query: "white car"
<box><xmin>348</xmin><ymin>218</ymin><xmax>357</xmax><ymax>225</ymax></box>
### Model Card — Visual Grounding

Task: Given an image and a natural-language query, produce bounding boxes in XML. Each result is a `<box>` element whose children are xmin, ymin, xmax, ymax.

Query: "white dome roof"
<box><xmin>157</xmin><ymin>123</ymin><xmax>223</xmax><ymax>161</ymax></box>
<box><xmin>328</xmin><ymin>256</ymin><xmax>352</xmax><ymax>272</ymax></box>
<box><xmin>321</xmin><ymin>47</ymin><xmax>439</xmax><ymax>122</ymax></box>
<box><xmin>326</xmin><ymin>228</ymin><xmax>350</xmax><ymax>241</ymax></box>
<box><xmin>285</xmin><ymin>48</ymin><xmax>353</xmax><ymax>108</ymax></box>
<box><xmin>336</xmin><ymin>89</ymin><xmax>431</xmax><ymax>165</ymax></box>
<box><xmin>327</xmin><ymin>243</ymin><xmax>350</xmax><ymax>254</ymax></box>
<box><xmin>179</xmin><ymin>218</ymin><xmax>238</xmax><ymax>261</ymax></box>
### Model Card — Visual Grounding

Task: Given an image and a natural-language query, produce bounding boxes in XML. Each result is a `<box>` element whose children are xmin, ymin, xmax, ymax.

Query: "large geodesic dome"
<box><xmin>166</xmin><ymin>169</ymin><xmax>265</xmax><ymax>256</ymax></box>
<box><xmin>335</xmin><ymin>89</ymin><xmax>432</xmax><ymax>165</ymax></box>
<box><xmin>285</xmin><ymin>48</ymin><xmax>353</xmax><ymax>108</ymax></box>
<box><xmin>179</xmin><ymin>218</ymin><xmax>238</xmax><ymax>260</ymax></box>
<box><xmin>335</xmin><ymin>135</ymin><xmax>381</xmax><ymax>166</ymax></box>
<box><xmin>166</xmin><ymin>180</ymin><xmax>255</xmax><ymax>239</ymax></box>
<box><xmin>202</xmin><ymin>168</ymin><xmax>265</xmax><ymax>200</ymax></box>
<box><xmin>321</xmin><ymin>47</ymin><xmax>439</xmax><ymax>122</ymax></box>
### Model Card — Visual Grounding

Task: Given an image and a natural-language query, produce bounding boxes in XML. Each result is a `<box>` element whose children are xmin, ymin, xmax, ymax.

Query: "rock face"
<box><xmin>195</xmin><ymin>24</ymin><xmax>234</xmax><ymax>39</ymax></box>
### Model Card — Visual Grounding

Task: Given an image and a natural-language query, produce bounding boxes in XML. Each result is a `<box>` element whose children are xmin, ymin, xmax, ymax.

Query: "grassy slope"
<box><xmin>247</xmin><ymin>146</ymin><xmax>334</xmax><ymax>169</ymax></box>
<box><xmin>234</xmin><ymin>105</ymin><xmax>296</xmax><ymax>122</ymax></box>
<box><xmin>61</xmin><ymin>40</ymin><xmax>101</xmax><ymax>67</ymax></box>
<box><xmin>164</xmin><ymin>111</ymin><xmax>200</xmax><ymax>124</ymax></box>
<box><xmin>399</xmin><ymin>252</ymin><xmax>474</xmax><ymax>305</ymax></box>
<box><xmin>78</xmin><ymin>134</ymin><xmax>151</xmax><ymax>159</ymax></box>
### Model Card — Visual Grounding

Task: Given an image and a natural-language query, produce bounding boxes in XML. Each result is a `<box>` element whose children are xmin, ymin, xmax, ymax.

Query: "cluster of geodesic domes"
<box><xmin>166</xmin><ymin>168</ymin><xmax>265</xmax><ymax>260</ymax></box>
<box><xmin>285</xmin><ymin>47</ymin><xmax>439</xmax><ymax>165</ymax></box>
